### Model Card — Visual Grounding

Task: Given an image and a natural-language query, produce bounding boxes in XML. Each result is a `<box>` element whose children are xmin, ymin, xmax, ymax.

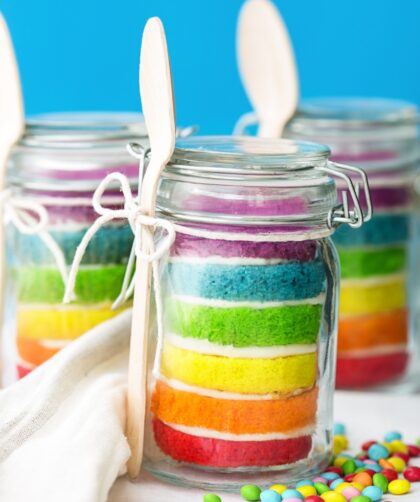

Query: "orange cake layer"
<box><xmin>16</xmin><ymin>338</ymin><xmax>66</xmax><ymax>366</ymax></box>
<box><xmin>152</xmin><ymin>380</ymin><xmax>318</xmax><ymax>434</ymax></box>
<box><xmin>338</xmin><ymin>309</ymin><xmax>408</xmax><ymax>352</ymax></box>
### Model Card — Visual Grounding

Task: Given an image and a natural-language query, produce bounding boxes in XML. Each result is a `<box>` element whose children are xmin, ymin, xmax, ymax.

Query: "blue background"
<box><xmin>2</xmin><ymin>0</ymin><xmax>419</xmax><ymax>133</ymax></box>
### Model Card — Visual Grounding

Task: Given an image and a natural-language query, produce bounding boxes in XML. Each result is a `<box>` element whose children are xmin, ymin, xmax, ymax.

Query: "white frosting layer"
<box><xmin>339</xmin><ymin>344</ymin><xmax>408</xmax><ymax>358</ymax></box>
<box><xmin>171</xmin><ymin>293</ymin><xmax>325</xmax><ymax>309</ymax></box>
<box><xmin>160</xmin><ymin>419</ymin><xmax>315</xmax><ymax>441</ymax></box>
<box><xmin>18</xmin><ymin>302</ymin><xmax>115</xmax><ymax>312</ymax></box>
<box><xmin>341</xmin><ymin>272</ymin><xmax>406</xmax><ymax>288</ymax></box>
<box><xmin>165</xmin><ymin>333</ymin><xmax>317</xmax><ymax>359</ymax></box>
<box><xmin>156</xmin><ymin>376</ymin><xmax>314</xmax><ymax>401</ymax></box>
<box><xmin>169</xmin><ymin>256</ymin><xmax>288</xmax><ymax>266</ymax></box>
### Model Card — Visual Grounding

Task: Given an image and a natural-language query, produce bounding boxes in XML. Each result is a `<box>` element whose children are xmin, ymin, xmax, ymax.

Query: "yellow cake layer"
<box><xmin>17</xmin><ymin>304</ymin><xmax>126</xmax><ymax>341</ymax></box>
<box><xmin>160</xmin><ymin>343</ymin><xmax>317</xmax><ymax>394</ymax></box>
<box><xmin>340</xmin><ymin>275</ymin><xmax>406</xmax><ymax>316</ymax></box>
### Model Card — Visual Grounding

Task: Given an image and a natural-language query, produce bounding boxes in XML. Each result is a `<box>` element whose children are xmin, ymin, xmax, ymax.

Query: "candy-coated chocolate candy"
<box><xmin>297</xmin><ymin>485</ymin><xmax>317</xmax><ymax>497</ymax></box>
<box><xmin>368</xmin><ymin>444</ymin><xmax>389</xmax><ymax>461</ymax></box>
<box><xmin>314</xmin><ymin>482</ymin><xmax>330</xmax><ymax>495</ymax></box>
<box><xmin>326</xmin><ymin>467</ymin><xmax>344</xmax><ymax>476</ymax></box>
<box><xmin>204</xmin><ymin>494</ymin><xmax>222</xmax><ymax>502</ymax></box>
<box><xmin>363</xmin><ymin>463</ymin><xmax>381</xmax><ymax>473</ymax></box>
<box><xmin>404</xmin><ymin>466</ymin><xmax>420</xmax><ymax>482</ymax></box>
<box><xmin>384</xmin><ymin>431</ymin><xmax>402</xmax><ymax>442</ymax></box>
<box><xmin>281</xmin><ymin>488</ymin><xmax>303</xmax><ymax>500</ymax></box>
<box><xmin>349</xmin><ymin>497</ymin><xmax>371</xmax><ymax>502</ymax></box>
<box><xmin>333</xmin><ymin>482</ymin><xmax>351</xmax><ymax>494</ymax></box>
<box><xmin>320</xmin><ymin>492</ymin><xmax>346</xmax><ymax>502</ymax></box>
<box><xmin>363</xmin><ymin>469</ymin><xmax>376</xmax><ymax>477</ymax></box>
<box><xmin>270</xmin><ymin>484</ymin><xmax>287</xmax><ymax>494</ymax></box>
<box><xmin>380</xmin><ymin>468</ymin><xmax>398</xmax><ymax>482</ymax></box>
<box><xmin>334</xmin><ymin>423</ymin><xmax>346</xmax><ymax>436</ymax></box>
<box><xmin>352</xmin><ymin>472</ymin><xmax>372</xmax><ymax>487</ymax></box>
<box><xmin>387</xmin><ymin>456</ymin><xmax>405</xmax><ymax>472</ymax></box>
<box><xmin>260</xmin><ymin>489</ymin><xmax>282</xmax><ymax>502</ymax></box>
<box><xmin>388</xmin><ymin>478</ymin><xmax>411</xmax><ymax>495</ymax></box>
<box><xmin>279</xmin><ymin>499</ymin><xmax>300</xmax><ymax>502</ymax></box>
<box><xmin>378</xmin><ymin>458</ymin><xmax>394</xmax><ymax>470</ymax></box>
<box><xmin>408</xmin><ymin>444</ymin><xmax>420</xmax><ymax>457</ymax></box>
<box><xmin>341</xmin><ymin>486</ymin><xmax>360</xmax><ymax>499</ymax></box>
<box><xmin>372</xmin><ymin>472</ymin><xmax>388</xmax><ymax>492</ymax></box>
<box><xmin>393</xmin><ymin>451</ymin><xmax>410</xmax><ymax>463</ymax></box>
<box><xmin>240</xmin><ymin>484</ymin><xmax>261</xmax><ymax>501</ymax></box>
<box><xmin>344</xmin><ymin>474</ymin><xmax>356</xmax><ymax>483</ymax></box>
<box><xmin>296</xmin><ymin>479</ymin><xmax>314</xmax><ymax>487</ymax></box>
<box><xmin>389</xmin><ymin>440</ymin><xmax>408</xmax><ymax>454</ymax></box>
<box><xmin>362</xmin><ymin>485</ymin><xmax>383</xmax><ymax>501</ymax></box>
<box><xmin>342</xmin><ymin>460</ymin><xmax>357</xmax><ymax>475</ymax></box>
<box><xmin>305</xmin><ymin>497</ymin><xmax>324</xmax><ymax>502</ymax></box>
<box><xmin>351</xmin><ymin>482</ymin><xmax>365</xmax><ymax>492</ymax></box>
<box><xmin>354</xmin><ymin>460</ymin><xmax>365</xmax><ymax>468</ymax></box>
<box><xmin>330</xmin><ymin>479</ymin><xmax>345</xmax><ymax>490</ymax></box>
<box><xmin>322</xmin><ymin>472</ymin><xmax>340</xmax><ymax>481</ymax></box>
<box><xmin>417</xmin><ymin>437</ymin><xmax>420</xmax><ymax>447</ymax></box>
<box><xmin>313</xmin><ymin>477</ymin><xmax>328</xmax><ymax>484</ymax></box>
<box><xmin>334</xmin><ymin>457</ymin><xmax>351</xmax><ymax>468</ymax></box>
<box><xmin>362</xmin><ymin>440</ymin><xmax>376</xmax><ymax>452</ymax></box>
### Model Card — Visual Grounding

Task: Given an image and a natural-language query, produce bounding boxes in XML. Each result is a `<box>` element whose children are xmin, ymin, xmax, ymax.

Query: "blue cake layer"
<box><xmin>6</xmin><ymin>224</ymin><xmax>133</xmax><ymax>266</ymax></box>
<box><xmin>166</xmin><ymin>260</ymin><xmax>326</xmax><ymax>302</ymax></box>
<box><xmin>333</xmin><ymin>214</ymin><xmax>409</xmax><ymax>247</ymax></box>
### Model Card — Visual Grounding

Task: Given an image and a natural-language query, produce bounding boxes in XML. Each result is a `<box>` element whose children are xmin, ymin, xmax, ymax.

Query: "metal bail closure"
<box><xmin>317</xmin><ymin>162</ymin><xmax>373</xmax><ymax>229</ymax></box>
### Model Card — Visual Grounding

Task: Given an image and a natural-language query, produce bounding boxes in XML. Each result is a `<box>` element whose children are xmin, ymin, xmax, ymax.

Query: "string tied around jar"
<box><xmin>63</xmin><ymin>146</ymin><xmax>176</xmax><ymax>375</ymax></box>
<box><xmin>0</xmin><ymin>188</ymin><xmax>69</xmax><ymax>289</ymax></box>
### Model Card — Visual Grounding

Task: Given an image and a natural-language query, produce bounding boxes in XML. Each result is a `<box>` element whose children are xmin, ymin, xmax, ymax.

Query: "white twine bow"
<box><xmin>0</xmin><ymin>189</ymin><xmax>69</xmax><ymax>286</ymax></box>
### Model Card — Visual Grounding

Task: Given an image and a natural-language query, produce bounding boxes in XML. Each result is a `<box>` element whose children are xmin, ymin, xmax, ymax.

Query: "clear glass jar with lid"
<box><xmin>285</xmin><ymin>98</ymin><xmax>419</xmax><ymax>390</ymax></box>
<box><xmin>143</xmin><ymin>136</ymin><xmax>371</xmax><ymax>490</ymax></box>
<box><xmin>1</xmin><ymin>112</ymin><xmax>145</xmax><ymax>384</ymax></box>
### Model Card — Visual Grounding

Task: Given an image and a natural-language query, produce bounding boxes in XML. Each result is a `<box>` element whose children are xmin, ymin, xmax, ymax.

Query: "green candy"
<box><xmin>240</xmin><ymin>484</ymin><xmax>261</xmax><ymax>501</ymax></box>
<box><xmin>342</xmin><ymin>459</ymin><xmax>357</xmax><ymax>475</ymax></box>
<box><xmin>204</xmin><ymin>494</ymin><xmax>222</xmax><ymax>502</ymax></box>
<box><xmin>355</xmin><ymin>467</ymin><xmax>368</xmax><ymax>473</ymax></box>
<box><xmin>349</xmin><ymin>496</ymin><xmax>372</xmax><ymax>502</ymax></box>
<box><xmin>314</xmin><ymin>482</ymin><xmax>329</xmax><ymax>495</ymax></box>
<box><xmin>373</xmin><ymin>472</ymin><xmax>389</xmax><ymax>493</ymax></box>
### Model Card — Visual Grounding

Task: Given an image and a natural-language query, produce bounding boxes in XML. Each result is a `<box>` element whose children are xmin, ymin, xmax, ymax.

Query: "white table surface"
<box><xmin>109</xmin><ymin>391</ymin><xmax>420</xmax><ymax>502</ymax></box>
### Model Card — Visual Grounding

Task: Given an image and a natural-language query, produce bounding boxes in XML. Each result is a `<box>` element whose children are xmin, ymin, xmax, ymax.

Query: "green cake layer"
<box><xmin>165</xmin><ymin>298</ymin><xmax>322</xmax><ymax>347</ymax></box>
<box><xmin>14</xmin><ymin>265</ymin><xmax>128</xmax><ymax>303</ymax></box>
<box><xmin>338</xmin><ymin>246</ymin><xmax>406</xmax><ymax>279</ymax></box>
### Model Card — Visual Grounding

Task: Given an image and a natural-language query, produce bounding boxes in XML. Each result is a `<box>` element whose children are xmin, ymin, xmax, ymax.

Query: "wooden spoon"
<box><xmin>0</xmin><ymin>14</ymin><xmax>24</xmax><ymax>385</ymax></box>
<box><xmin>126</xmin><ymin>16</ymin><xmax>176</xmax><ymax>479</ymax></box>
<box><xmin>237</xmin><ymin>0</ymin><xmax>298</xmax><ymax>138</ymax></box>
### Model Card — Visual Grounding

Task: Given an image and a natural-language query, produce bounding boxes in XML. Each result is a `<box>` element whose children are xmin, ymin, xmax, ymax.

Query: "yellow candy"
<box><xmin>389</xmin><ymin>440</ymin><xmax>409</xmax><ymax>454</ymax></box>
<box><xmin>297</xmin><ymin>485</ymin><xmax>317</xmax><ymax>497</ymax></box>
<box><xmin>321</xmin><ymin>491</ymin><xmax>347</xmax><ymax>502</ymax></box>
<box><xmin>334</xmin><ymin>456</ymin><xmax>351</xmax><ymax>468</ymax></box>
<box><xmin>333</xmin><ymin>482</ymin><xmax>351</xmax><ymax>494</ymax></box>
<box><xmin>334</xmin><ymin>435</ymin><xmax>349</xmax><ymax>448</ymax></box>
<box><xmin>351</xmin><ymin>482</ymin><xmax>365</xmax><ymax>492</ymax></box>
<box><xmin>270</xmin><ymin>484</ymin><xmax>287</xmax><ymax>495</ymax></box>
<box><xmin>388</xmin><ymin>479</ymin><xmax>411</xmax><ymax>495</ymax></box>
<box><xmin>388</xmin><ymin>456</ymin><xmax>406</xmax><ymax>472</ymax></box>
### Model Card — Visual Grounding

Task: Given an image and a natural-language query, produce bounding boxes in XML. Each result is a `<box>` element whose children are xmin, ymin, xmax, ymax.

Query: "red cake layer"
<box><xmin>153</xmin><ymin>418</ymin><xmax>312</xmax><ymax>468</ymax></box>
<box><xmin>336</xmin><ymin>352</ymin><xmax>409</xmax><ymax>388</ymax></box>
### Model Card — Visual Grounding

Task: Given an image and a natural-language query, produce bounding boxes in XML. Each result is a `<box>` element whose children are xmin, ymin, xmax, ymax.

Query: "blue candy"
<box><xmin>330</xmin><ymin>478</ymin><xmax>345</xmax><ymax>490</ymax></box>
<box><xmin>321</xmin><ymin>472</ymin><xmax>339</xmax><ymax>480</ymax></box>
<box><xmin>333</xmin><ymin>423</ymin><xmax>346</xmax><ymax>435</ymax></box>
<box><xmin>295</xmin><ymin>479</ymin><xmax>314</xmax><ymax>487</ymax></box>
<box><xmin>354</xmin><ymin>460</ymin><xmax>365</xmax><ymax>468</ymax></box>
<box><xmin>260</xmin><ymin>489</ymin><xmax>282</xmax><ymax>502</ymax></box>
<box><xmin>368</xmin><ymin>443</ymin><xmax>389</xmax><ymax>461</ymax></box>
<box><xmin>362</xmin><ymin>485</ymin><xmax>383</xmax><ymax>501</ymax></box>
<box><xmin>384</xmin><ymin>431</ymin><xmax>403</xmax><ymax>442</ymax></box>
<box><xmin>281</xmin><ymin>489</ymin><xmax>303</xmax><ymax>500</ymax></box>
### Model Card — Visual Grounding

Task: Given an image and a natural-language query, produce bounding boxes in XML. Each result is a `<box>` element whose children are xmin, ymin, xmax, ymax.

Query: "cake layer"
<box><xmin>171</xmin><ymin>233</ymin><xmax>317</xmax><ymax>260</ymax></box>
<box><xmin>166</xmin><ymin>297</ymin><xmax>322</xmax><ymax>347</ymax></box>
<box><xmin>340</xmin><ymin>274</ymin><xmax>406</xmax><ymax>316</ymax></box>
<box><xmin>16</xmin><ymin>338</ymin><xmax>67</xmax><ymax>366</ymax></box>
<box><xmin>166</xmin><ymin>260</ymin><xmax>325</xmax><ymax>301</ymax></box>
<box><xmin>8</xmin><ymin>224</ymin><xmax>133</xmax><ymax>265</ymax></box>
<box><xmin>338</xmin><ymin>309</ymin><xmax>408</xmax><ymax>351</ymax></box>
<box><xmin>333</xmin><ymin>214</ymin><xmax>409</xmax><ymax>247</ymax></box>
<box><xmin>16</xmin><ymin>362</ymin><xmax>33</xmax><ymax>379</ymax></box>
<box><xmin>152</xmin><ymin>380</ymin><xmax>318</xmax><ymax>434</ymax></box>
<box><xmin>153</xmin><ymin>418</ymin><xmax>312</xmax><ymax>468</ymax></box>
<box><xmin>336</xmin><ymin>352</ymin><xmax>409</xmax><ymax>388</ymax></box>
<box><xmin>160</xmin><ymin>343</ymin><xmax>317</xmax><ymax>394</ymax></box>
<box><xmin>14</xmin><ymin>265</ymin><xmax>127</xmax><ymax>303</ymax></box>
<box><xmin>338</xmin><ymin>246</ymin><xmax>406</xmax><ymax>279</ymax></box>
<box><xmin>17</xmin><ymin>304</ymin><xmax>124</xmax><ymax>340</ymax></box>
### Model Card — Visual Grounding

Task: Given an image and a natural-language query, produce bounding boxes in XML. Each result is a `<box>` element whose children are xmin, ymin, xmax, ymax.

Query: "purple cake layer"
<box><xmin>171</xmin><ymin>232</ymin><xmax>317</xmax><ymax>260</ymax></box>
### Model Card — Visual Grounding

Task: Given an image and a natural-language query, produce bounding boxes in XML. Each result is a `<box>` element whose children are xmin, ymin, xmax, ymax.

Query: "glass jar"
<box><xmin>284</xmin><ymin>98</ymin><xmax>419</xmax><ymax>390</ymax></box>
<box><xmin>1</xmin><ymin>112</ymin><xmax>146</xmax><ymax>384</ymax></box>
<box><xmin>143</xmin><ymin>136</ymin><xmax>370</xmax><ymax>490</ymax></box>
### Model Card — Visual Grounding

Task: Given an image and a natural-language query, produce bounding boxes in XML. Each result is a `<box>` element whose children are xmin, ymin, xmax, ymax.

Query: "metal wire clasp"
<box><xmin>317</xmin><ymin>162</ymin><xmax>373</xmax><ymax>229</ymax></box>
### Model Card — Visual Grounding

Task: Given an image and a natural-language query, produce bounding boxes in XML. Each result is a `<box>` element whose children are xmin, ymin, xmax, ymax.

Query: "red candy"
<box><xmin>362</xmin><ymin>440</ymin><xmax>377</xmax><ymax>451</ymax></box>
<box><xmin>404</xmin><ymin>466</ymin><xmax>420</xmax><ymax>482</ymax></box>
<box><xmin>364</xmin><ymin>469</ymin><xmax>376</xmax><ymax>477</ymax></box>
<box><xmin>358</xmin><ymin>454</ymin><xmax>369</xmax><ymax>461</ymax></box>
<box><xmin>325</xmin><ymin>466</ymin><xmax>343</xmax><ymax>476</ymax></box>
<box><xmin>344</xmin><ymin>473</ymin><xmax>356</xmax><ymax>482</ymax></box>
<box><xmin>408</xmin><ymin>444</ymin><xmax>420</xmax><ymax>457</ymax></box>
<box><xmin>393</xmin><ymin>452</ymin><xmax>410</xmax><ymax>463</ymax></box>
<box><xmin>305</xmin><ymin>497</ymin><xmax>324</xmax><ymax>502</ymax></box>
<box><xmin>381</xmin><ymin>468</ymin><xmax>399</xmax><ymax>482</ymax></box>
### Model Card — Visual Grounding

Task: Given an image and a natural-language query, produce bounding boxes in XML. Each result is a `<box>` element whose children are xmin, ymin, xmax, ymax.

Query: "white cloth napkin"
<box><xmin>0</xmin><ymin>309</ymin><xmax>132</xmax><ymax>502</ymax></box>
